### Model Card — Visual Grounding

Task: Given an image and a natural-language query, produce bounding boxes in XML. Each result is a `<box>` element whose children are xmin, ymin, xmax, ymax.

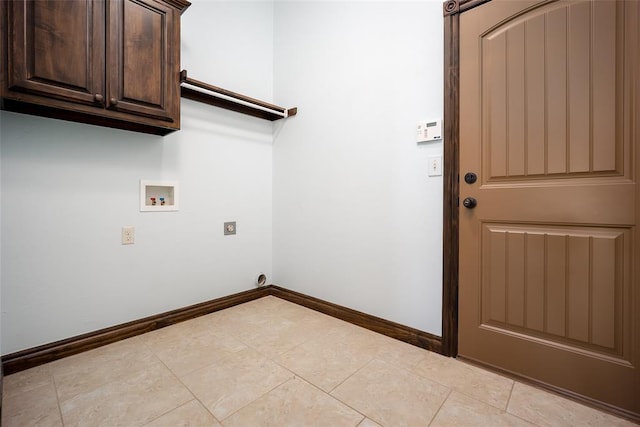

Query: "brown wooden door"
<box><xmin>106</xmin><ymin>0</ymin><xmax>177</xmax><ymax>122</ymax></box>
<box><xmin>458</xmin><ymin>0</ymin><xmax>639</xmax><ymax>416</ymax></box>
<box><xmin>7</xmin><ymin>0</ymin><xmax>105</xmax><ymax>106</ymax></box>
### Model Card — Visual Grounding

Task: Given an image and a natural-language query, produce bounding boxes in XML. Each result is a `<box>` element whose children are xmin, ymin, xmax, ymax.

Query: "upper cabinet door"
<box><xmin>7</xmin><ymin>0</ymin><xmax>105</xmax><ymax>106</ymax></box>
<box><xmin>106</xmin><ymin>0</ymin><xmax>178</xmax><ymax>122</ymax></box>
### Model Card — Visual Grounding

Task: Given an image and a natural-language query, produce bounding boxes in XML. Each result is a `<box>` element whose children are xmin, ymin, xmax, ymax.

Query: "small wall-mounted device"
<box><xmin>417</xmin><ymin>119</ymin><xmax>443</xmax><ymax>143</ymax></box>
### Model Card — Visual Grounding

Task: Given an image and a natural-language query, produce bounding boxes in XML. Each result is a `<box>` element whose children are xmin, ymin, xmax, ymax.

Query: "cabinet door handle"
<box><xmin>94</xmin><ymin>94</ymin><xmax>104</xmax><ymax>103</ymax></box>
<box><xmin>110</xmin><ymin>98</ymin><xmax>118</xmax><ymax>106</ymax></box>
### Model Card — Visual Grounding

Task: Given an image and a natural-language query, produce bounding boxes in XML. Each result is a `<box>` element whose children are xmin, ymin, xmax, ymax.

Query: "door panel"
<box><xmin>7</xmin><ymin>0</ymin><xmax>105</xmax><ymax>105</ymax></box>
<box><xmin>459</xmin><ymin>0</ymin><xmax>639</xmax><ymax>415</ymax></box>
<box><xmin>481</xmin><ymin>224</ymin><xmax>628</xmax><ymax>356</ymax></box>
<box><xmin>482</xmin><ymin>1</ymin><xmax>621</xmax><ymax>181</ymax></box>
<box><xmin>107</xmin><ymin>0</ymin><xmax>175</xmax><ymax>121</ymax></box>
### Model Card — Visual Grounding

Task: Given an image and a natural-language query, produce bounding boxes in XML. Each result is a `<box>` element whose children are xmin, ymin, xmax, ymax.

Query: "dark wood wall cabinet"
<box><xmin>0</xmin><ymin>0</ymin><xmax>191</xmax><ymax>136</ymax></box>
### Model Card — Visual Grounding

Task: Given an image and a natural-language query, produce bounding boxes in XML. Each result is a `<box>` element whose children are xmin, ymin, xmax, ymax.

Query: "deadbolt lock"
<box><xmin>464</xmin><ymin>172</ymin><xmax>477</xmax><ymax>184</ymax></box>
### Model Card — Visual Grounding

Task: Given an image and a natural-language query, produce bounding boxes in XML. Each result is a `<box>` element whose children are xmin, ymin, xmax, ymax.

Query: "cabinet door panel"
<box><xmin>8</xmin><ymin>0</ymin><xmax>105</xmax><ymax>105</ymax></box>
<box><xmin>108</xmin><ymin>0</ymin><xmax>176</xmax><ymax>122</ymax></box>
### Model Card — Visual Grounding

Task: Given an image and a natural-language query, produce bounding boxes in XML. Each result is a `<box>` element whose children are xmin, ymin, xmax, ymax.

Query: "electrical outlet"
<box><xmin>224</xmin><ymin>221</ymin><xmax>237</xmax><ymax>235</ymax></box>
<box><xmin>122</xmin><ymin>226</ymin><xmax>135</xmax><ymax>244</ymax></box>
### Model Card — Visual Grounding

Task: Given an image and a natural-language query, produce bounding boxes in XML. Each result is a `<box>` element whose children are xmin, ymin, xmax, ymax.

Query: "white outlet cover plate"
<box><xmin>428</xmin><ymin>155</ymin><xmax>442</xmax><ymax>176</ymax></box>
<box><xmin>122</xmin><ymin>226</ymin><xmax>135</xmax><ymax>244</ymax></box>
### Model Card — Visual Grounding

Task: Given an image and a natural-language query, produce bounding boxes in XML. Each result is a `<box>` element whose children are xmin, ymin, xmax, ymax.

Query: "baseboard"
<box><xmin>1</xmin><ymin>359</ymin><xmax>3</xmax><ymax>420</ymax></box>
<box><xmin>269</xmin><ymin>285</ymin><xmax>442</xmax><ymax>354</ymax></box>
<box><xmin>1</xmin><ymin>286</ymin><xmax>270</xmax><ymax>375</ymax></box>
<box><xmin>1</xmin><ymin>285</ymin><xmax>442</xmax><ymax>377</ymax></box>
<box><xmin>457</xmin><ymin>355</ymin><xmax>640</xmax><ymax>424</ymax></box>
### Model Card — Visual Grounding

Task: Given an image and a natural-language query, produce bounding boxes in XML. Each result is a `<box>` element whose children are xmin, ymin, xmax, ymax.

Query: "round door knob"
<box><xmin>464</xmin><ymin>172</ymin><xmax>477</xmax><ymax>184</ymax></box>
<box><xmin>463</xmin><ymin>197</ymin><xmax>477</xmax><ymax>209</ymax></box>
<box><xmin>110</xmin><ymin>98</ymin><xmax>118</xmax><ymax>106</ymax></box>
<box><xmin>94</xmin><ymin>94</ymin><xmax>103</xmax><ymax>103</ymax></box>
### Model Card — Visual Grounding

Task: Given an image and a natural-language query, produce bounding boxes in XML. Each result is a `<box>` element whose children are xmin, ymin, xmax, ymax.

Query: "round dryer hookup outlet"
<box><xmin>255</xmin><ymin>273</ymin><xmax>267</xmax><ymax>287</ymax></box>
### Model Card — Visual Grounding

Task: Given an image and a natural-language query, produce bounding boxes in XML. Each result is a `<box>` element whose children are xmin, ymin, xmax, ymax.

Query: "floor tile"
<box><xmin>2</xmin><ymin>364</ymin><xmax>52</xmax><ymax>400</ymax></box>
<box><xmin>278</xmin><ymin>318</ymin><xmax>430</xmax><ymax>394</ymax></box>
<box><xmin>51</xmin><ymin>336</ymin><xmax>155</xmax><ymax>403</ymax></box>
<box><xmin>431</xmin><ymin>391</ymin><xmax>534</xmax><ymax>426</ymax></box>
<box><xmin>280</xmin><ymin>307</ymin><xmax>353</xmax><ymax>342</ymax></box>
<box><xmin>141</xmin><ymin>318</ymin><xmax>215</xmax><ymax>350</ymax></box>
<box><xmin>209</xmin><ymin>298</ymin><xmax>328</xmax><ymax>359</ymax></box>
<box><xmin>345</xmin><ymin>327</ymin><xmax>428</xmax><ymax>370</ymax></box>
<box><xmin>277</xmin><ymin>329</ymin><xmax>374</xmax><ymax>392</ymax></box>
<box><xmin>357</xmin><ymin>418</ymin><xmax>382</xmax><ymax>427</ymax></box>
<box><xmin>223</xmin><ymin>377</ymin><xmax>364</xmax><ymax>427</ymax></box>
<box><xmin>217</xmin><ymin>296</ymin><xmax>292</xmax><ymax>324</ymax></box>
<box><xmin>412</xmin><ymin>352</ymin><xmax>514</xmax><ymax>410</ymax></box>
<box><xmin>331</xmin><ymin>358</ymin><xmax>450</xmax><ymax>426</ymax></box>
<box><xmin>180</xmin><ymin>347</ymin><xmax>293</xmax><ymax>420</ymax></box>
<box><xmin>144</xmin><ymin>400</ymin><xmax>221</xmax><ymax>427</ymax></box>
<box><xmin>60</xmin><ymin>360</ymin><xmax>192</xmax><ymax>426</ymax></box>
<box><xmin>261</xmin><ymin>298</ymin><xmax>323</xmax><ymax>321</ymax></box>
<box><xmin>233</xmin><ymin>317</ymin><xmax>317</xmax><ymax>358</ymax></box>
<box><xmin>507</xmin><ymin>382</ymin><xmax>636</xmax><ymax>427</ymax></box>
<box><xmin>154</xmin><ymin>306</ymin><xmax>262</xmax><ymax>339</ymax></box>
<box><xmin>152</xmin><ymin>328</ymin><xmax>247</xmax><ymax>377</ymax></box>
<box><xmin>2</xmin><ymin>381</ymin><xmax>63</xmax><ymax>427</ymax></box>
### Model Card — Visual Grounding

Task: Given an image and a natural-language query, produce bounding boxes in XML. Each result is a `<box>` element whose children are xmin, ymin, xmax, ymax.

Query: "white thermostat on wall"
<box><xmin>416</xmin><ymin>119</ymin><xmax>443</xmax><ymax>143</ymax></box>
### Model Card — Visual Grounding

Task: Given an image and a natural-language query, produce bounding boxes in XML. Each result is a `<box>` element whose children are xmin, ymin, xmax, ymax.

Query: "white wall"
<box><xmin>272</xmin><ymin>1</ymin><xmax>444</xmax><ymax>335</ymax></box>
<box><xmin>0</xmin><ymin>0</ymin><xmax>275</xmax><ymax>354</ymax></box>
<box><xmin>1</xmin><ymin>0</ymin><xmax>446</xmax><ymax>354</ymax></box>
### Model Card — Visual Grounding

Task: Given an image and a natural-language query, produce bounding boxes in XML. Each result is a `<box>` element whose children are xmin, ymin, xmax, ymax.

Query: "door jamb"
<box><xmin>441</xmin><ymin>0</ymin><xmax>491</xmax><ymax>357</ymax></box>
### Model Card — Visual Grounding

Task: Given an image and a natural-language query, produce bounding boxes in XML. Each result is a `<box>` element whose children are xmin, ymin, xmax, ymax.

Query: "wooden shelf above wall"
<box><xmin>179</xmin><ymin>70</ymin><xmax>297</xmax><ymax>121</ymax></box>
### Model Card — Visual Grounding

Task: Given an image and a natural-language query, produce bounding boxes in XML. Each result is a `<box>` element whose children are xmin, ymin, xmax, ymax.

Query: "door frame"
<box><xmin>441</xmin><ymin>0</ymin><xmax>491</xmax><ymax>357</ymax></box>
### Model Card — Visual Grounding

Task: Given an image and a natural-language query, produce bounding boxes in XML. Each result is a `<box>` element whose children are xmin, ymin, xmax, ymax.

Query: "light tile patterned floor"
<box><xmin>2</xmin><ymin>296</ymin><xmax>635</xmax><ymax>426</ymax></box>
